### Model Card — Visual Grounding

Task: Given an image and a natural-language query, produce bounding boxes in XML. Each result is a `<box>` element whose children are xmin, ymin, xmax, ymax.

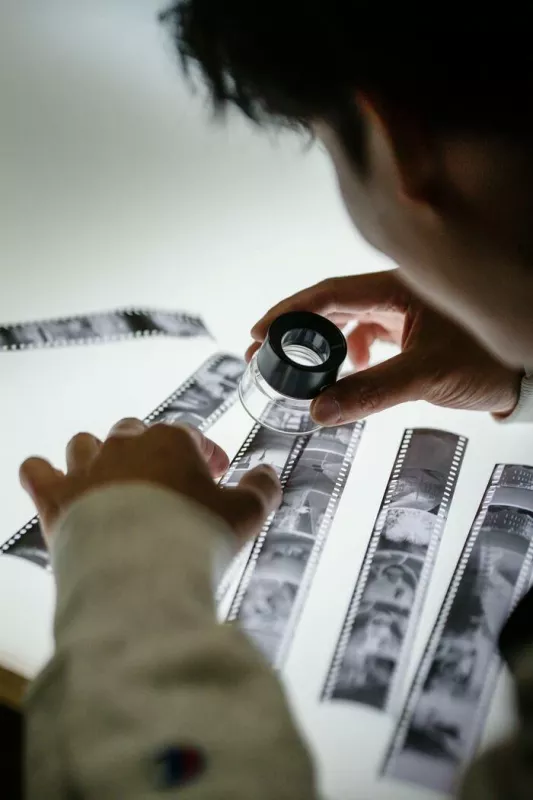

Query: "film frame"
<box><xmin>0</xmin><ymin>308</ymin><xmax>210</xmax><ymax>351</ymax></box>
<box><xmin>223</xmin><ymin>421</ymin><xmax>365</xmax><ymax>667</ymax></box>
<box><xmin>215</xmin><ymin>411</ymin><xmax>312</xmax><ymax>604</ymax></box>
<box><xmin>322</xmin><ymin>428</ymin><xmax>467</xmax><ymax>712</ymax></box>
<box><xmin>1</xmin><ymin>353</ymin><xmax>244</xmax><ymax>569</ymax></box>
<box><xmin>383</xmin><ymin>463</ymin><xmax>533</xmax><ymax>794</ymax></box>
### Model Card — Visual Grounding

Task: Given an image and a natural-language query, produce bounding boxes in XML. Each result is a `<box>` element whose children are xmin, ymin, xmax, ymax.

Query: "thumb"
<box><xmin>218</xmin><ymin>465</ymin><xmax>282</xmax><ymax>540</ymax></box>
<box><xmin>311</xmin><ymin>351</ymin><xmax>428</xmax><ymax>425</ymax></box>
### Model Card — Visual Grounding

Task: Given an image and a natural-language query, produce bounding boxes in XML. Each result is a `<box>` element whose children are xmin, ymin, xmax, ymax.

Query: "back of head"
<box><xmin>161</xmin><ymin>2</ymin><xmax>533</xmax><ymax>168</ymax></box>
<box><xmin>161</xmin><ymin>3</ymin><xmax>533</xmax><ymax>365</ymax></box>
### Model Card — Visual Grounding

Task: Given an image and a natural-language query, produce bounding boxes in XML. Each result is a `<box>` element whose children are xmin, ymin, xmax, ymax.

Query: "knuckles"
<box><xmin>147</xmin><ymin>422</ymin><xmax>194</xmax><ymax>445</ymax></box>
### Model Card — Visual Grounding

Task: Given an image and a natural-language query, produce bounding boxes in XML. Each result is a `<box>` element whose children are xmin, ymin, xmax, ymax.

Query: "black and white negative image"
<box><xmin>0</xmin><ymin>313</ymin><xmax>127</xmax><ymax>348</ymax></box>
<box><xmin>128</xmin><ymin>310</ymin><xmax>209</xmax><ymax>338</ymax></box>
<box><xmin>0</xmin><ymin>309</ymin><xmax>208</xmax><ymax>350</ymax></box>
<box><xmin>261</xmin><ymin>404</ymin><xmax>318</xmax><ymax>435</ymax></box>
<box><xmin>272</xmin><ymin>424</ymin><xmax>355</xmax><ymax>539</ymax></box>
<box><xmin>1</xmin><ymin>519</ymin><xmax>49</xmax><ymax>570</ymax></box>
<box><xmin>149</xmin><ymin>354</ymin><xmax>244</xmax><ymax>430</ymax></box>
<box><xmin>324</xmin><ymin>429</ymin><xmax>466</xmax><ymax>710</ymax></box>
<box><xmin>222</xmin><ymin>423</ymin><xmax>302</xmax><ymax>490</ymax></box>
<box><xmin>229</xmin><ymin>424</ymin><xmax>362</xmax><ymax>665</ymax></box>
<box><xmin>238</xmin><ymin>534</ymin><xmax>314</xmax><ymax>662</ymax></box>
<box><xmin>216</xmin><ymin>412</ymin><xmax>308</xmax><ymax>619</ymax></box>
<box><xmin>384</xmin><ymin>464</ymin><xmax>533</xmax><ymax>794</ymax></box>
<box><xmin>1</xmin><ymin>355</ymin><xmax>243</xmax><ymax>568</ymax></box>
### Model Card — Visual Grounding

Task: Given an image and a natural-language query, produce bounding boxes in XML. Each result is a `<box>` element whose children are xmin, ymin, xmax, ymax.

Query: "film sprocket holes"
<box><xmin>322</xmin><ymin>429</ymin><xmax>467</xmax><ymax>712</ymax></box>
<box><xmin>239</xmin><ymin>311</ymin><xmax>347</xmax><ymax>436</ymax></box>
<box><xmin>383</xmin><ymin>463</ymin><xmax>533</xmax><ymax>793</ymax></box>
<box><xmin>221</xmin><ymin>420</ymin><xmax>365</xmax><ymax>667</ymax></box>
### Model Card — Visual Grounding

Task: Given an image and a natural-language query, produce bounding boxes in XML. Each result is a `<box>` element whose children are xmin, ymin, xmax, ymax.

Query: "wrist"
<box><xmin>52</xmin><ymin>485</ymin><xmax>235</xmax><ymax>626</ymax></box>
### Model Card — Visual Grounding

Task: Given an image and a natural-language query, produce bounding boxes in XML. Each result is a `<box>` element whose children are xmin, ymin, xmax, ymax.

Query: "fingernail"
<box><xmin>312</xmin><ymin>394</ymin><xmax>342</xmax><ymax>425</ymax></box>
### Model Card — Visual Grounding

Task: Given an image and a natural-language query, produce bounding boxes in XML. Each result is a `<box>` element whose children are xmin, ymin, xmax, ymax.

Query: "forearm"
<box><xmin>26</xmin><ymin>485</ymin><xmax>316</xmax><ymax>800</ymax></box>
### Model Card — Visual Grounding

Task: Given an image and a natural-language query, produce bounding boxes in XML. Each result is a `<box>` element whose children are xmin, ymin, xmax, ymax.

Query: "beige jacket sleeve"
<box><xmin>25</xmin><ymin>484</ymin><xmax>317</xmax><ymax>800</ymax></box>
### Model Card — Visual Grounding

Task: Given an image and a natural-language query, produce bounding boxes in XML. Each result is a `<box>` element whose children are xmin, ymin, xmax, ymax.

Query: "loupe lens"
<box><xmin>280</xmin><ymin>328</ymin><xmax>330</xmax><ymax>367</ymax></box>
<box><xmin>238</xmin><ymin>312</ymin><xmax>347</xmax><ymax>436</ymax></box>
<box><xmin>239</xmin><ymin>355</ymin><xmax>320</xmax><ymax>435</ymax></box>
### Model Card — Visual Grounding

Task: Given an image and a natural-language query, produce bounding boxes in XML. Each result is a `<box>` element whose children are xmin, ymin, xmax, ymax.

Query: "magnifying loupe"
<box><xmin>238</xmin><ymin>311</ymin><xmax>347</xmax><ymax>435</ymax></box>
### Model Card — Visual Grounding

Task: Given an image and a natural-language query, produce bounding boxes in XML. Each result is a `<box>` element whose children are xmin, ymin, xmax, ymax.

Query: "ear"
<box><xmin>356</xmin><ymin>91</ymin><xmax>439</xmax><ymax>208</ymax></box>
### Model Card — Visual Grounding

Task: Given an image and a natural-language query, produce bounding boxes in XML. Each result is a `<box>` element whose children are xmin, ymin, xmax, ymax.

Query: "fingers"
<box><xmin>311</xmin><ymin>351</ymin><xmax>429</xmax><ymax>425</ymax></box>
<box><xmin>346</xmin><ymin>323</ymin><xmax>380</xmax><ymax>370</ymax></box>
<box><xmin>139</xmin><ymin>422</ymin><xmax>229</xmax><ymax>478</ymax></box>
<box><xmin>106</xmin><ymin>418</ymin><xmax>229</xmax><ymax>478</ymax></box>
<box><xmin>250</xmin><ymin>271</ymin><xmax>407</xmax><ymax>342</ymax></box>
<box><xmin>66</xmin><ymin>432</ymin><xmax>101</xmax><ymax>473</ymax></box>
<box><xmin>181</xmin><ymin>426</ymin><xmax>230</xmax><ymax>478</ymax></box>
<box><xmin>19</xmin><ymin>457</ymin><xmax>62</xmax><ymax>528</ymax></box>
<box><xmin>219</xmin><ymin>465</ymin><xmax>282</xmax><ymax>540</ymax></box>
<box><xmin>108</xmin><ymin>418</ymin><xmax>146</xmax><ymax>437</ymax></box>
<box><xmin>327</xmin><ymin>312</ymin><xmax>358</xmax><ymax>328</ymax></box>
<box><xmin>245</xmin><ymin>341</ymin><xmax>261</xmax><ymax>363</ymax></box>
<box><xmin>346</xmin><ymin>322</ymin><xmax>396</xmax><ymax>369</ymax></box>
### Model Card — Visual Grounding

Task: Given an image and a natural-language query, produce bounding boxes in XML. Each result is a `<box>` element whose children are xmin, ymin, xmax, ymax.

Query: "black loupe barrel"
<box><xmin>256</xmin><ymin>311</ymin><xmax>347</xmax><ymax>400</ymax></box>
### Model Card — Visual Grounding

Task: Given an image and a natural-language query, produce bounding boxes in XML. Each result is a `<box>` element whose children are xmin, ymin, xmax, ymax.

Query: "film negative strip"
<box><xmin>1</xmin><ymin>353</ymin><xmax>244</xmax><ymax>569</ymax></box>
<box><xmin>383</xmin><ymin>463</ymin><xmax>533</xmax><ymax>794</ymax></box>
<box><xmin>220</xmin><ymin>408</ymin><xmax>313</xmax><ymax>492</ymax></box>
<box><xmin>0</xmin><ymin>308</ymin><xmax>210</xmax><ymax>351</ymax></box>
<box><xmin>322</xmin><ymin>429</ymin><xmax>467</xmax><ymax>712</ymax></box>
<box><xmin>215</xmin><ymin>409</ymin><xmax>312</xmax><ymax>603</ymax></box>
<box><xmin>224</xmin><ymin>421</ymin><xmax>365</xmax><ymax>667</ymax></box>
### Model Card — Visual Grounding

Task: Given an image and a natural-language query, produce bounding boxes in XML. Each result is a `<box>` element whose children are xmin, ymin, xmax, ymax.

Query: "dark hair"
<box><xmin>160</xmin><ymin>3</ymin><xmax>533</xmax><ymax>168</ymax></box>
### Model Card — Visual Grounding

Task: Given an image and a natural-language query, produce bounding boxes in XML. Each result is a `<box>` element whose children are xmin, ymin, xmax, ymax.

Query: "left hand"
<box><xmin>19</xmin><ymin>419</ymin><xmax>281</xmax><ymax>544</ymax></box>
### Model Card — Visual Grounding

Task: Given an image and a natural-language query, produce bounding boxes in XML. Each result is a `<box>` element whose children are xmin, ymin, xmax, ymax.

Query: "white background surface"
<box><xmin>1</xmin><ymin>3</ymin><xmax>533</xmax><ymax>800</ymax></box>
<box><xmin>0</xmin><ymin>0</ymin><xmax>384</xmax><ymax>680</ymax></box>
<box><xmin>0</xmin><ymin>0</ymin><xmax>389</xmax><ymax>349</ymax></box>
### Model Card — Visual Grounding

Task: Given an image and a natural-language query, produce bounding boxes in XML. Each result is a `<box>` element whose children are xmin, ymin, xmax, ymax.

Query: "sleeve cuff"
<box><xmin>500</xmin><ymin>371</ymin><xmax>533</xmax><ymax>423</ymax></box>
<box><xmin>51</xmin><ymin>484</ymin><xmax>238</xmax><ymax>621</ymax></box>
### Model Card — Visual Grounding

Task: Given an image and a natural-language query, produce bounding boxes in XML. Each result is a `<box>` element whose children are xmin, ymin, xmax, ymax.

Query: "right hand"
<box><xmin>20</xmin><ymin>419</ymin><xmax>282</xmax><ymax>543</ymax></box>
<box><xmin>247</xmin><ymin>270</ymin><xmax>522</xmax><ymax>425</ymax></box>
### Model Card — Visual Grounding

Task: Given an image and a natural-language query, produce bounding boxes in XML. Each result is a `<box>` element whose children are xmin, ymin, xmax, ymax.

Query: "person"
<box><xmin>160</xmin><ymin>3</ymin><xmax>533</xmax><ymax>797</ymax></box>
<box><xmin>162</xmin><ymin>5</ymin><xmax>533</xmax><ymax>423</ymax></box>
<box><xmin>19</xmin><ymin>6</ymin><xmax>533</xmax><ymax>800</ymax></box>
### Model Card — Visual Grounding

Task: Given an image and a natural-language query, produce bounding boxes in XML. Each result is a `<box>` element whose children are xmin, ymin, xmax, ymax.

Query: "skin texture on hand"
<box><xmin>19</xmin><ymin>419</ymin><xmax>282</xmax><ymax>544</ymax></box>
<box><xmin>248</xmin><ymin>270</ymin><xmax>521</xmax><ymax>426</ymax></box>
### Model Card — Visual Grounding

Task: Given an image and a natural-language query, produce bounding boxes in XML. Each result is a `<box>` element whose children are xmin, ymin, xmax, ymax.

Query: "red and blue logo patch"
<box><xmin>153</xmin><ymin>745</ymin><xmax>206</xmax><ymax>790</ymax></box>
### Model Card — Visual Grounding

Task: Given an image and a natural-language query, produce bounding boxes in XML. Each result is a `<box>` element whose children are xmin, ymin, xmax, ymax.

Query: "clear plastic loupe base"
<box><xmin>238</xmin><ymin>352</ymin><xmax>322</xmax><ymax>436</ymax></box>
